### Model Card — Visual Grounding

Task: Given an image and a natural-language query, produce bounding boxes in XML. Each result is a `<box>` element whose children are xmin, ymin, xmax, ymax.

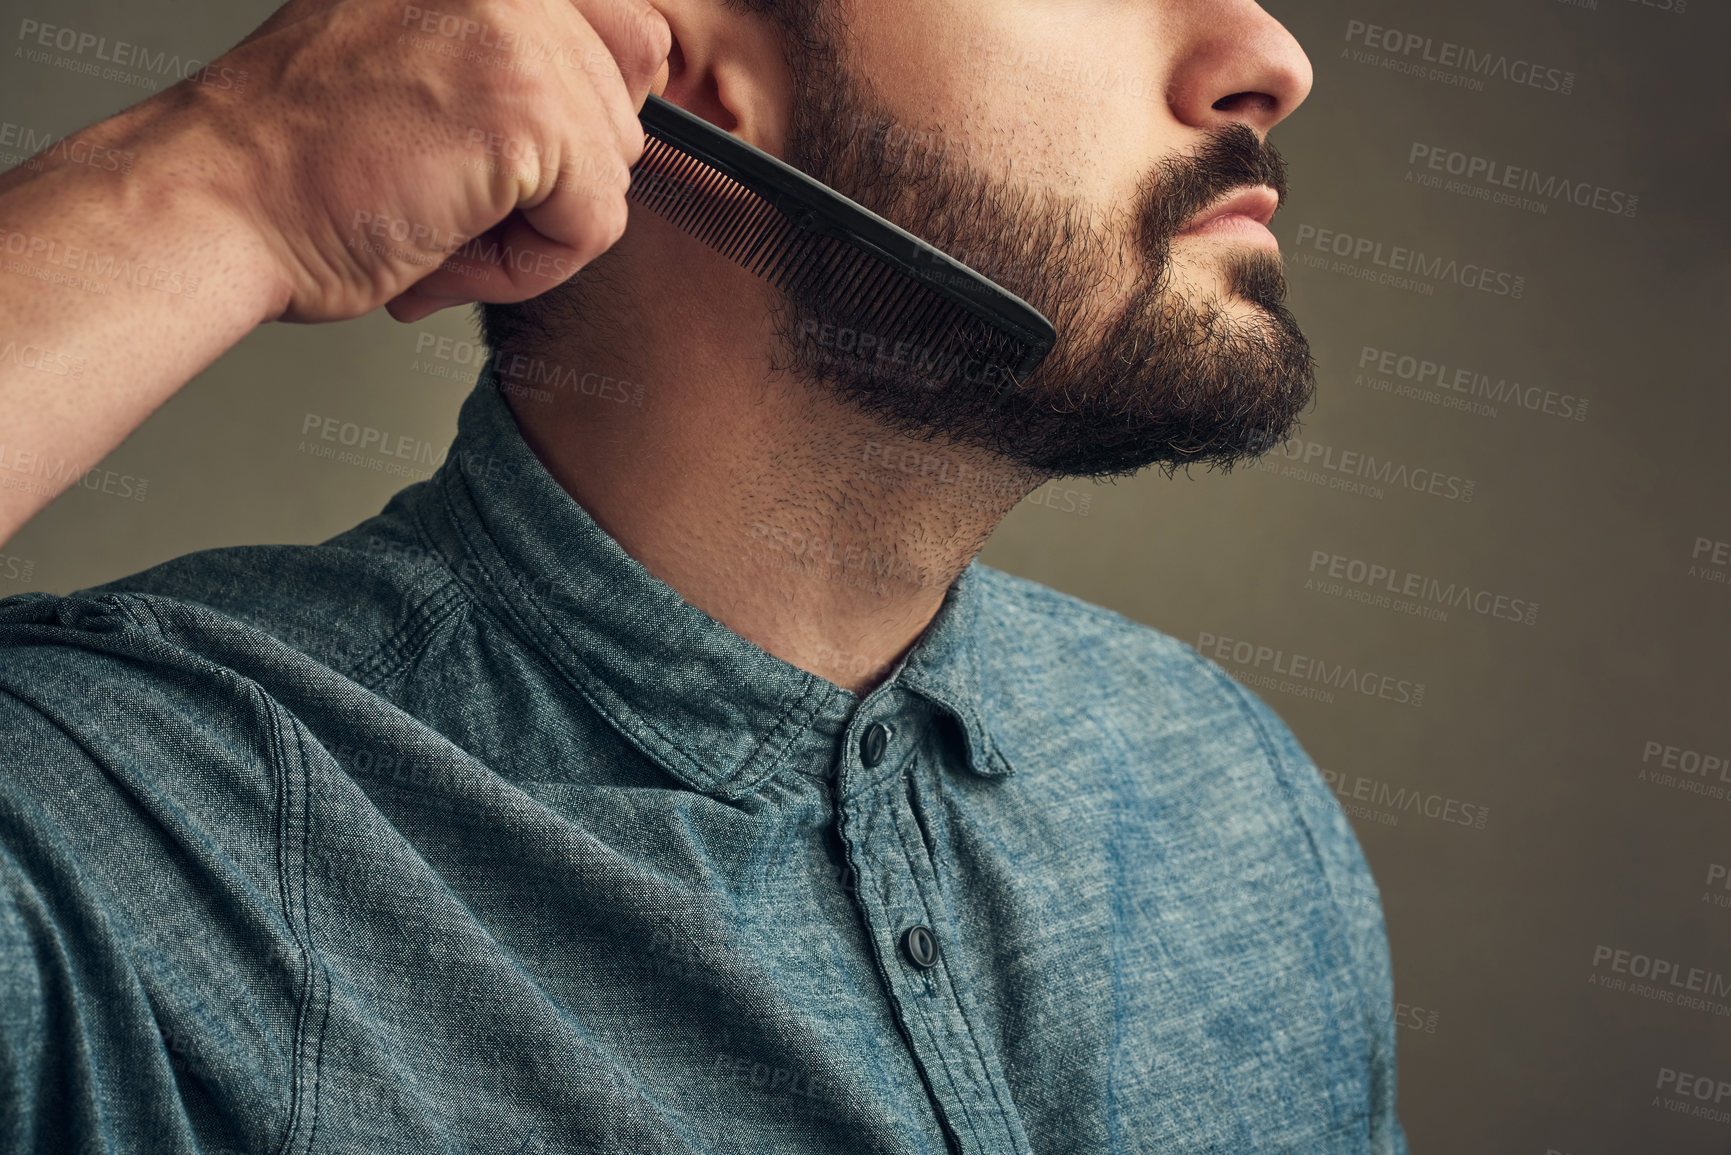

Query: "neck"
<box><xmin>499</xmin><ymin>274</ymin><xmax>1043</xmax><ymax>695</ymax></box>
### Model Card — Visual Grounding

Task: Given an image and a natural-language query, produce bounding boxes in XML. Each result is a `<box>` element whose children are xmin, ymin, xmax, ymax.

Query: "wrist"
<box><xmin>8</xmin><ymin>80</ymin><xmax>300</xmax><ymax>328</ymax></box>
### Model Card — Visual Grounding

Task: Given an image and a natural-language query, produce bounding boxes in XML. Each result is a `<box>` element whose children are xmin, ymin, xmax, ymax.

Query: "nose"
<box><xmin>1163</xmin><ymin>1</ymin><xmax>1314</xmax><ymax>139</ymax></box>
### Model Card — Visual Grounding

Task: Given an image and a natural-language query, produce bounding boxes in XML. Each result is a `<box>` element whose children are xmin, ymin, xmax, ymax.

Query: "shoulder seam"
<box><xmin>96</xmin><ymin>564</ymin><xmax>469</xmax><ymax>697</ymax></box>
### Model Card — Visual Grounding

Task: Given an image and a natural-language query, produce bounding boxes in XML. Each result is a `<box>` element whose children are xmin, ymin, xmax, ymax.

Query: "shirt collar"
<box><xmin>410</xmin><ymin>366</ymin><xmax>1014</xmax><ymax>800</ymax></box>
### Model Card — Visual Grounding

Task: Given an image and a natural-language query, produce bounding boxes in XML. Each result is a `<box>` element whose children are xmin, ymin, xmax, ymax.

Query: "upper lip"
<box><xmin>1178</xmin><ymin>186</ymin><xmax>1281</xmax><ymax>233</ymax></box>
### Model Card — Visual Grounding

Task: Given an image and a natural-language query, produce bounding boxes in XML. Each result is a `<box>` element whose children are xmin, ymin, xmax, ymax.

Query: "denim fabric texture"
<box><xmin>0</xmin><ymin>370</ymin><xmax>1408</xmax><ymax>1154</ymax></box>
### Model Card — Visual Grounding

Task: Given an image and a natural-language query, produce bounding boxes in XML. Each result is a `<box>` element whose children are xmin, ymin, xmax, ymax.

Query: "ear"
<box><xmin>651</xmin><ymin>0</ymin><xmax>797</xmax><ymax>158</ymax></box>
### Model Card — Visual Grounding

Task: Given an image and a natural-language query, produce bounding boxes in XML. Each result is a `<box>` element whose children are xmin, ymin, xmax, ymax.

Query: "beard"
<box><xmin>773</xmin><ymin>63</ymin><xmax>1316</xmax><ymax>481</ymax></box>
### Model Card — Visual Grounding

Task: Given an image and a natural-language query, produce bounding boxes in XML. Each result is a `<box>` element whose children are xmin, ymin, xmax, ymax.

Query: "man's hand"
<box><xmin>0</xmin><ymin>0</ymin><xmax>671</xmax><ymax>545</ymax></box>
<box><xmin>210</xmin><ymin>0</ymin><xmax>672</xmax><ymax>323</ymax></box>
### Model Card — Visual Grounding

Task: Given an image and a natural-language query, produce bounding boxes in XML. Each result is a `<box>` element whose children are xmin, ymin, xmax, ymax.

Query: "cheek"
<box><xmin>843</xmin><ymin>0</ymin><xmax>1158</xmax><ymax>204</ymax></box>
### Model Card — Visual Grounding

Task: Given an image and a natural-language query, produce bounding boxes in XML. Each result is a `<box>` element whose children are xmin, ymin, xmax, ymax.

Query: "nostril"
<box><xmin>1211</xmin><ymin>91</ymin><xmax>1275</xmax><ymax>115</ymax></box>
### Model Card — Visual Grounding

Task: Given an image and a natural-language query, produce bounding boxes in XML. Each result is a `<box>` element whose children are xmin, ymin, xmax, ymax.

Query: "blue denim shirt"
<box><xmin>0</xmin><ymin>373</ymin><xmax>1406</xmax><ymax>1154</ymax></box>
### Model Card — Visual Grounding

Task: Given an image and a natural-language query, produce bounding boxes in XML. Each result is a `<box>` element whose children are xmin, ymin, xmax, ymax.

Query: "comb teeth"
<box><xmin>627</xmin><ymin>131</ymin><xmax>1039</xmax><ymax>402</ymax></box>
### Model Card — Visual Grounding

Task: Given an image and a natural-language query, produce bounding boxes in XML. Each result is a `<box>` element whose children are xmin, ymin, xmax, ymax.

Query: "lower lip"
<box><xmin>1178</xmin><ymin>213</ymin><xmax>1278</xmax><ymax>247</ymax></box>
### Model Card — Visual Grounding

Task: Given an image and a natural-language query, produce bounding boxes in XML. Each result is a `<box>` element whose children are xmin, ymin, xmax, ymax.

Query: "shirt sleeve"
<box><xmin>1230</xmin><ymin>683</ymin><xmax>1411</xmax><ymax>1155</ymax></box>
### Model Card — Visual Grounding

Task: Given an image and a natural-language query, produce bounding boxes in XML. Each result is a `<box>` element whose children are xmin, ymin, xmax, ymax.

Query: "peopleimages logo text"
<box><xmin>1307</xmin><ymin>550</ymin><xmax>1539</xmax><ymax>626</ymax></box>
<box><xmin>1343</xmin><ymin>19</ymin><xmax>1575</xmax><ymax>94</ymax></box>
<box><xmin>1357</xmin><ymin>344</ymin><xmax>1588</xmax><ymax>422</ymax></box>
<box><xmin>1270</xmin><ymin>436</ymin><xmax>1475</xmax><ymax>503</ymax></box>
<box><xmin>1319</xmin><ymin>768</ymin><xmax>1490</xmax><ymax>830</ymax></box>
<box><xmin>16</xmin><ymin>19</ymin><xmax>250</xmax><ymax>90</ymax></box>
<box><xmin>1590</xmin><ymin>945</ymin><xmax>1731</xmax><ymax>999</ymax></box>
<box><xmin>1408</xmin><ymin>143</ymin><xmax>1637</xmax><ymax>218</ymax></box>
<box><xmin>1195</xmin><ymin>631</ymin><xmax>1426</xmax><ymax>708</ymax></box>
<box><xmin>1293</xmin><ymin>224</ymin><xmax>1525</xmax><ymax>298</ymax></box>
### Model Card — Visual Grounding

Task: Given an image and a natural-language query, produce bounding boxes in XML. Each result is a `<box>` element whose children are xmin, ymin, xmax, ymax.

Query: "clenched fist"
<box><xmin>0</xmin><ymin>0</ymin><xmax>673</xmax><ymax>542</ymax></box>
<box><xmin>200</xmin><ymin>0</ymin><xmax>671</xmax><ymax>323</ymax></box>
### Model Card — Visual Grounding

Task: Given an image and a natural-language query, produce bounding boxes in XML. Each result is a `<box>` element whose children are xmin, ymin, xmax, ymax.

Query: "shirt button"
<box><xmin>860</xmin><ymin>722</ymin><xmax>890</xmax><ymax>767</ymax></box>
<box><xmin>902</xmin><ymin>924</ymin><xmax>939</xmax><ymax>969</ymax></box>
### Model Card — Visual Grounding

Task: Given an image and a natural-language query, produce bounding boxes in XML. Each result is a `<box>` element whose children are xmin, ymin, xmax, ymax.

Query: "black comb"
<box><xmin>626</xmin><ymin>94</ymin><xmax>1055</xmax><ymax>403</ymax></box>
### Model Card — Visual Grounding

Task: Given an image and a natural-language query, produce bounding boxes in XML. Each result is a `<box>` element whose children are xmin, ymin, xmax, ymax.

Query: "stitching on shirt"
<box><xmin>838</xmin><ymin>731</ymin><xmax>919</xmax><ymax>808</ymax></box>
<box><xmin>729</xmin><ymin>673</ymin><xmax>837</xmax><ymax>794</ymax></box>
<box><xmin>340</xmin><ymin>550</ymin><xmax>465</xmax><ymax>688</ymax></box>
<box><xmin>348</xmin><ymin>580</ymin><xmax>468</xmax><ymax>693</ymax></box>
<box><xmin>33</xmin><ymin>600</ymin><xmax>347</xmax><ymax>1154</ymax></box>
<box><xmin>350</xmin><ymin>515</ymin><xmax>487</xmax><ymax>693</ymax></box>
<box><xmin>425</xmin><ymin>483</ymin><xmax>721</xmax><ymax>783</ymax></box>
<box><xmin>286</xmin><ymin>717</ymin><xmax>333</xmax><ymax>1155</ymax></box>
<box><xmin>845</xmin><ymin>792</ymin><xmax>978</xmax><ymax>1153</ymax></box>
<box><xmin>263</xmin><ymin>691</ymin><xmax>312</xmax><ymax>1155</ymax></box>
<box><xmin>881</xmin><ymin>776</ymin><xmax>1001</xmax><ymax>1150</ymax></box>
<box><xmin>903</xmin><ymin>769</ymin><xmax>942</xmax><ymax>882</ymax></box>
<box><xmin>108</xmin><ymin>575</ymin><xmax>460</xmax><ymax>706</ymax></box>
<box><xmin>902</xmin><ymin>770</ymin><xmax>1035</xmax><ymax>1152</ymax></box>
<box><xmin>255</xmin><ymin>694</ymin><xmax>334</xmax><ymax>1155</ymax></box>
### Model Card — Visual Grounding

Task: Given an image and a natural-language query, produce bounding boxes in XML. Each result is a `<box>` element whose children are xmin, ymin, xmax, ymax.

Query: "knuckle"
<box><xmin>569</xmin><ymin>198</ymin><xmax>622</xmax><ymax>266</ymax></box>
<box><xmin>604</xmin><ymin>194</ymin><xmax>630</xmax><ymax>244</ymax></box>
<box><xmin>576</xmin><ymin>195</ymin><xmax>628</xmax><ymax>259</ymax></box>
<box><xmin>470</xmin><ymin>0</ymin><xmax>520</xmax><ymax>26</ymax></box>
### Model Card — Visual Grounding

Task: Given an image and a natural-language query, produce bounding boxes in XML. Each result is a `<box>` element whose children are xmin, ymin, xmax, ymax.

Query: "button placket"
<box><xmin>834</xmin><ymin>732</ymin><xmax>1033</xmax><ymax>1155</ymax></box>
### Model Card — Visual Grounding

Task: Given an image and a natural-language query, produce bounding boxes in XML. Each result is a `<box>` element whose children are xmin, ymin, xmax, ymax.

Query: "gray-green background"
<box><xmin>3</xmin><ymin>0</ymin><xmax>1727</xmax><ymax>1149</ymax></box>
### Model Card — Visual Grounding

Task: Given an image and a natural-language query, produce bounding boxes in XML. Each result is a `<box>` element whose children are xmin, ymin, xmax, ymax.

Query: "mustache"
<box><xmin>1136</xmin><ymin>124</ymin><xmax>1290</xmax><ymax>252</ymax></box>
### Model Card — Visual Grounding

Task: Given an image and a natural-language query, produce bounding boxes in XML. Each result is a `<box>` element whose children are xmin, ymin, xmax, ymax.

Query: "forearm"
<box><xmin>0</xmin><ymin>85</ymin><xmax>288</xmax><ymax>545</ymax></box>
